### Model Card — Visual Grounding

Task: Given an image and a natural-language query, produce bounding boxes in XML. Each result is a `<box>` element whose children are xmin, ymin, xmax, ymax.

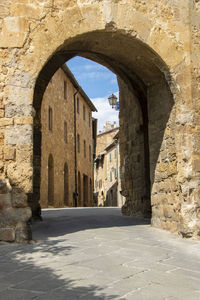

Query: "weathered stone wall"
<box><xmin>119</xmin><ymin>78</ymin><xmax>149</xmax><ymax>217</ymax></box>
<box><xmin>40</xmin><ymin>67</ymin><xmax>94</xmax><ymax>208</ymax></box>
<box><xmin>0</xmin><ymin>0</ymin><xmax>199</xmax><ymax>241</ymax></box>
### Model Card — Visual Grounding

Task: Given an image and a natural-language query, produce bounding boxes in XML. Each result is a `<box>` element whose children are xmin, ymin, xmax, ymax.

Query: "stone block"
<box><xmin>4</xmin><ymin>147</ymin><xmax>16</xmax><ymax>160</ymax></box>
<box><xmin>12</xmin><ymin>192</ymin><xmax>28</xmax><ymax>208</ymax></box>
<box><xmin>0</xmin><ymin>118</ymin><xmax>13</xmax><ymax>127</ymax></box>
<box><xmin>163</xmin><ymin>204</ymin><xmax>175</xmax><ymax>219</ymax></box>
<box><xmin>16</xmin><ymin>144</ymin><xmax>33</xmax><ymax>163</ymax></box>
<box><xmin>0</xmin><ymin>179</ymin><xmax>12</xmax><ymax>194</ymax></box>
<box><xmin>0</xmin><ymin>109</ymin><xmax>5</xmax><ymax>117</ymax></box>
<box><xmin>0</xmin><ymin>227</ymin><xmax>15</xmax><ymax>241</ymax></box>
<box><xmin>0</xmin><ymin>193</ymin><xmax>12</xmax><ymax>210</ymax></box>
<box><xmin>15</xmin><ymin>222</ymin><xmax>32</xmax><ymax>243</ymax></box>
<box><xmin>0</xmin><ymin>17</ymin><xmax>28</xmax><ymax>48</ymax></box>
<box><xmin>7</xmin><ymin>162</ymin><xmax>33</xmax><ymax>193</ymax></box>
<box><xmin>192</xmin><ymin>159</ymin><xmax>200</xmax><ymax>172</ymax></box>
<box><xmin>14</xmin><ymin>116</ymin><xmax>33</xmax><ymax>125</ymax></box>
<box><xmin>5</xmin><ymin>125</ymin><xmax>33</xmax><ymax>145</ymax></box>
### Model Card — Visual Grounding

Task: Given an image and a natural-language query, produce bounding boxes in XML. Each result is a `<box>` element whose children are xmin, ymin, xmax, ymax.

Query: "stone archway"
<box><xmin>32</xmin><ymin>30</ymin><xmax>174</xmax><ymax>223</ymax></box>
<box><xmin>0</xmin><ymin>1</ymin><xmax>199</xmax><ymax>242</ymax></box>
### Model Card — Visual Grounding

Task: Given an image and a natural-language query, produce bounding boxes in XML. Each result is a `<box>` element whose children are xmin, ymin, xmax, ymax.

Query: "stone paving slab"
<box><xmin>0</xmin><ymin>207</ymin><xmax>200</xmax><ymax>300</ymax></box>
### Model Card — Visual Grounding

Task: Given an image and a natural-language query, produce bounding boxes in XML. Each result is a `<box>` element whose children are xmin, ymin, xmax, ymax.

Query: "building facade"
<box><xmin>40</xmin><ymin>65</ymin><xmax>97</xmax><ymax>208</ymax></box>
<box><xmin>94</xmin><ymin>122</ymin><xmax>125</xmax><ymax>207</ymax></box>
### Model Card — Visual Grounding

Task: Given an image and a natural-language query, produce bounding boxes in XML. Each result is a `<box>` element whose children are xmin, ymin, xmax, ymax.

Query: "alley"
<box><xmin>0</xmin><ymin>208</ymin><xmax>200</xmax><ymax>300</ymax></box>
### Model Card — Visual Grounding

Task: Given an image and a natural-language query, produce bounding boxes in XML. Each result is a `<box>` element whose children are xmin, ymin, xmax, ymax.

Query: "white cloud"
<box><xmin>92</xmin><ymin>95</ymin><xmax>119</xmax><ymax>133</ymax></box>
<box><xmin>77</xmin><ymin>71</ymin><xmax>115</xmax><ymax>81</ymax></box>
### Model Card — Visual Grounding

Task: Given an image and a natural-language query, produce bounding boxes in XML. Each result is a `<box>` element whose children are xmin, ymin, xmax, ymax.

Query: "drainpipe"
<box><xmin>73</xmin><ymin>91</ymin><xmax>78</xmax><ymax>207</ymax></box>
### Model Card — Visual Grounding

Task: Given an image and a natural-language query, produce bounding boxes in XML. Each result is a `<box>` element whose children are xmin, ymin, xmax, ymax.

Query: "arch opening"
<box><xmin>31</xmin><ymin>30</ymin><xmax>175</xmax><ymax>227</ymax></box>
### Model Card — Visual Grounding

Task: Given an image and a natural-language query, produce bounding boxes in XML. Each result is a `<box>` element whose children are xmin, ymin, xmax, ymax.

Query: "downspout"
<box><xmin>73</xmin><ymin>91</ymin><xmax>78</xmax><ymax>207</ymax></box>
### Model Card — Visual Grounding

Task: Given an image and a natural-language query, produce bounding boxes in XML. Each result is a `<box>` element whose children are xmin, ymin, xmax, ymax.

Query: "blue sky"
<box><xmin>67</xmin><ymin>56</ymin><xmax>119</xmax><ymax>132</ymax></box>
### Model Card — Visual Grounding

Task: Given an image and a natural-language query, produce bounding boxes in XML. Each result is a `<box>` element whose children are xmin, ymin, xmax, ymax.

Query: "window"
<box><xmin>114</xmin><ymin>168</ymin><xmax>117</xmax><ymax>179</ymax></box>
<box><xmin>110</xmin><ymin>171</ymin><xmax>112</xmax><ymax>182</ymax></box>
<box><xmin>83</xmin><ymin>105</ymin><xmax>85</xmax><ymax>120</ymax></box>
<box><xmin>89</xmin><ymin>145</ymin><xmax>91</xmax><ymax>162</ymax></box>
<box><xmin>64</xmin><ymin>81</ymin><xmax>67</xmax><ymax>100</ymax></box>
<box><xmin>77</xmin><ymin>97</ymin><xmax>79</xmax><ymax>114</ymax></box>
<box><xmin>64</xmin><ymin>121</ymin><xmax>67</xmax><ymax>143</ymax></box>
<box><xmin>88</xmin><ymin>112</ymin><xmax>91</xmax><ymax>127</ymax></box>
<box><xmin>115</xmin><ymin>149</ymin><xmax>117</xmax><ymax>159</ymax></box>
<box><xmin>95</xmin><ymin>180</ymin><xmax>97</xmax><ymax>188</ymax></box>
<box><xmin>109</xmin><ymin>153</ymin><xmax>112</xmax><ymax>162</ymax></box>
<box><xmin>77</xmin><ymin>134</ymin><xmax>80</xmax><ymax>153</ymax></box>
<box><xmin>84</xmin><ymin>140</ymin><xmax>86</xmax><ymax>158</ymax></box>
<box><xmin>49</xmin><ymin>107</ymin><xmax>53</xmax><ymax>131</ymax></box>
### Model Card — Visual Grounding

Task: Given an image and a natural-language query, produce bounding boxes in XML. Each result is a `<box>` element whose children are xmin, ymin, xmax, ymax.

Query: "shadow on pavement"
<box><xmin>0</xmin><ymin>238</ymin><xmax>120</xmax><ymax>300</ymax></box>
<box><xmin>32</xmin><ymin>207</ymin><xmax>150</xmax><ymax>241</ymax></box>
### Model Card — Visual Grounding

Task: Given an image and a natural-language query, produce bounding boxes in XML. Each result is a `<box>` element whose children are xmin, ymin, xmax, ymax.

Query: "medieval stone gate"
<box><xmin>0</xmin><ymin>0</ymin><xmax>199</xmax><ymax>242</ymax></box>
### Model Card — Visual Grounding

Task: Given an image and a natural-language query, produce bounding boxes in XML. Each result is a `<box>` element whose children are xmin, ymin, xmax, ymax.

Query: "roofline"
<box><xmin>61</xmin><ymin>64</ymin><xmax>97</xmax><ymax>112</ymax></box>
<box><xmin>105</xmin><ymin>140</ymin><xmax>118</xmax><ymax>152</ymax></box>
<box><xmin>97</xmin><ymin>127</ymin><xmax>119</xmax><ymax>137</ymax></box>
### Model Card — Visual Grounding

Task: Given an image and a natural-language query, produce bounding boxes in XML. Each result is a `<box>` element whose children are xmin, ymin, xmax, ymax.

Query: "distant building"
<box><xmin>94</xmin><ymin>122</ymin><xmax>125</xmax><ymax>207</ymax></box>
<box><xmin>40</xmin><ymin>64</ymin><xmax>97</xmax><ymax>208</ymax></box>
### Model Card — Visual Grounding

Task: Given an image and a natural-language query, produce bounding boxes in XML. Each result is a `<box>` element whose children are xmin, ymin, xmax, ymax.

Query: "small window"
<box><xmin>84</xmin><ymin>140</ymin><xmax>86</xmax><ymax>158</ymax></box>
<box><xmin>83</xmin><ymin>105</ymin><xmax>86</xmax><ymax>121</ymax></box>
<box><xmin>110</xmin><ymin>171</ymin><xmax>112</xmax><ymax>182</ymax></box>
<box><xmin>64</xmin><ymin>121</ymin><xmax>67</xmax><ymax>143</ymax></box>
<box><xmin>89</xmin><ymin>145</ymin><xmax>91</xmax><ymax>162</ymax></box>
<box><xmin>77</xmin><ymin>97</ymin><xmax>79</xmax><ymax>114</ymax></box>
<box><xmin>95</xmin><ymin>180</ymin><xmax>97</xmax><ymax>188</ymax></box>
<box><xmin>77</xmin><ymin>134</ymin><xmax>80</xmax><ymax>153</ymax></box>
<box><xmin>115</xmin><ymin>149</ymin><xmax>117</xmax><ymax>159</ymax></box>
<box><xmin>88</xmin><ymin>112</ymin><xmax>91</xmax><ymax>127</ymax></box>
<box><xmin>64</xmin><ymin>81</ymin><xmax>67</xmax><ymax>100</ymax></box>
<box><xmin>114</xmin><ymin>168</ymin><xmax>117</xmax><ymax>179</ymax></box>
<box><xmin>109</xmin><ymin>153</ymin><xmax>112</xmax><ymax>162</ymax></box>
<box><xmin>49</xmin><ymin>107</ymin><xmax>53</xmax><ymax>131</ymax></box>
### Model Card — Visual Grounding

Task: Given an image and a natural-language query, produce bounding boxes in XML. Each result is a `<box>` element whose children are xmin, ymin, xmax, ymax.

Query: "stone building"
<box><xmin>94</xmin><ymin>122</ymin><xmax>125</xmax><ymax>207</ymax></box>
<box><xmin>40</xmin><ymin>64</ymin><xmax>97</xmax><ymax>208</ymax></box>
<box><xmin>0</xmin><ymin>0</ymin><xmax>200</xmax><ymax>242</ymax></box>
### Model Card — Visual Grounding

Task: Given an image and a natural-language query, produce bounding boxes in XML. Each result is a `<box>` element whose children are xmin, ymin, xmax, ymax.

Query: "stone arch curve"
<box><xmin>1</xmin><ymin>1</ymin><xmax>198</xmax><ymax>242</ymax></box>
<box><xmin>31</xmin><ymin>29</ymin><xmax>176</xmax><ymax>225</ymax></box>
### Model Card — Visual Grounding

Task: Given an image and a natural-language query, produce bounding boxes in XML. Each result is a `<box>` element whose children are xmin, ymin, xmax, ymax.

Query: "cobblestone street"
<box><xmin>0</xmin><ymin>208</ymin><xmax>200</xmax><ymax>300</ymax></box>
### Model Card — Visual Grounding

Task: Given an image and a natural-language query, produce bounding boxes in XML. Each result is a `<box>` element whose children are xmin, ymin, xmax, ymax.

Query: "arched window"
<box><xmin>64</xmin><ymin>163</ymin><xmax>69</xmax><ymax>206</ymax></box>
<box><xmin>48</xmin><ymin>154</ymin><xmax>54</xmax><ymax>206</ymax></box>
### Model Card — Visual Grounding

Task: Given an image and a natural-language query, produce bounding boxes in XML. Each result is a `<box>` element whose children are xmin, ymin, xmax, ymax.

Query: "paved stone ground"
<box><xmin>0</xmin><ymin>208</ymin><xmax>200</xmax><ymax>300</ymax></box>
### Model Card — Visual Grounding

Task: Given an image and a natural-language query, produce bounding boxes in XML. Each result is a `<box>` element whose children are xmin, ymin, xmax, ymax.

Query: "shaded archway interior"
<box><xmin>31</xmin><ymin>30</ymin><xmax>174</xmax><ymax>219</ymax></box>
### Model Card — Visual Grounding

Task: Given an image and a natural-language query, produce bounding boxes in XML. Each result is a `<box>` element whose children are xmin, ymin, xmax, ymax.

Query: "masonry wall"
<box><xmin>40</xmin><ymin>68</ymin><xmax>93</xmax><ymax>208</ymax></box>
<box><xmin>0</xmin><ymin>0</ymin><xmax>199</xmax><ymax>242</ymax></box>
